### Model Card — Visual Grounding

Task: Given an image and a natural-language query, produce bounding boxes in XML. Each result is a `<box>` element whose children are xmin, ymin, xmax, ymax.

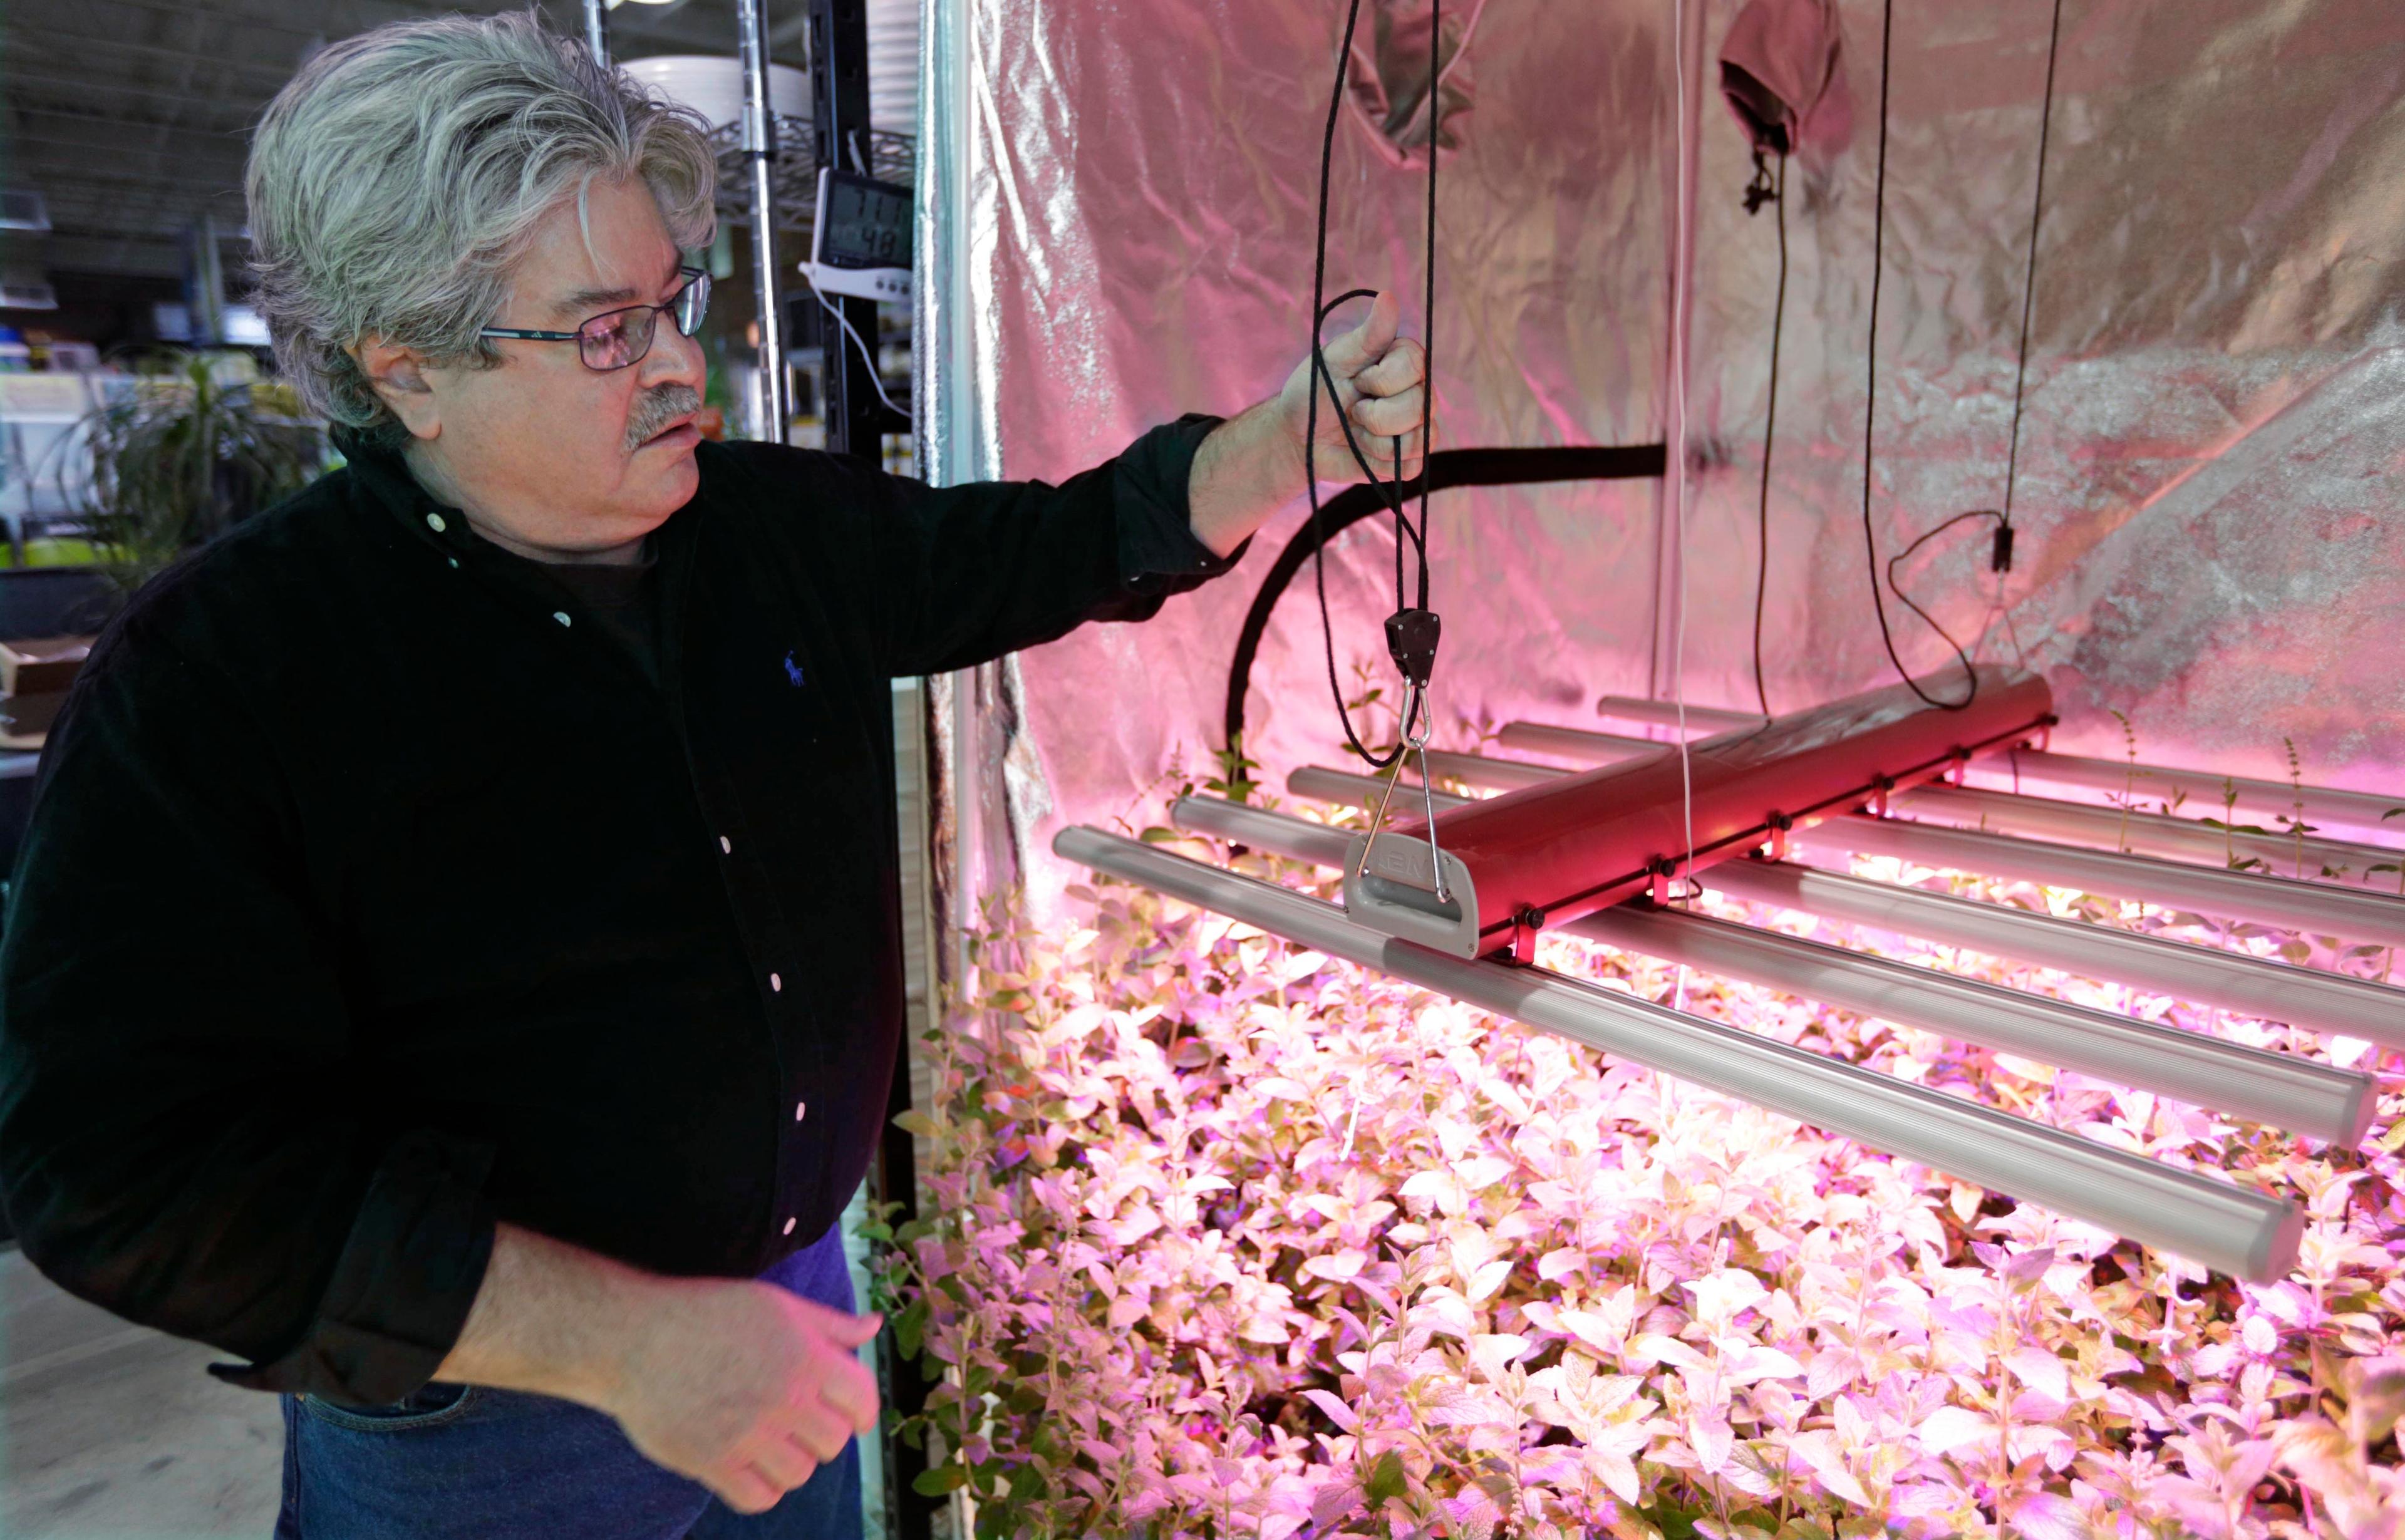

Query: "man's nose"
<box><xmin>640</xmin><ymin>314</ymin><xmax>706</xmax><ymax>390</ymax></box>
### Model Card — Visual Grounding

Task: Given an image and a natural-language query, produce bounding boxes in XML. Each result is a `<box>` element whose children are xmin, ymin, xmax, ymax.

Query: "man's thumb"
<box><xmin>1325</xmin><ymin>289</ymin><xmax>1400</xmax><ymax>374</ymax></box>
<box><xmin>823</xmin><ymin>1310</ymin><xmax>884</xmax><ymax>1346</ymax></box>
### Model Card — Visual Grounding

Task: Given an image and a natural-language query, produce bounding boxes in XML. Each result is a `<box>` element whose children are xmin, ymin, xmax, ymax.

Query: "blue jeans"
<box><xmin>275</xmin><ymin>1225</ymin><xmax>865</xmax><ymax>1540</ymax></box>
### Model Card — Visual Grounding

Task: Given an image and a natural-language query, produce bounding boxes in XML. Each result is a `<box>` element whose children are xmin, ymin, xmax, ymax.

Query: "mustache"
<box><xmin>625</xmin><ymin>384</ymin><xmax>703</xmax><ymax>452</ymax></box>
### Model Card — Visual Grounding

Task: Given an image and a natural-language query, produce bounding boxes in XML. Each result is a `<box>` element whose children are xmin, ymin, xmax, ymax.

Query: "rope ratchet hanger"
<box><xmin>1306</xmin><ymin>0</ymin><xmax>1448</xmax><ymax>904</ymax></box>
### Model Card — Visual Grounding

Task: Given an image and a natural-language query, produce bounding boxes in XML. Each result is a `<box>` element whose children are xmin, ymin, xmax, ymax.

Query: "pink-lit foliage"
<box><xmin>877</xmin><ymin>845</ymin><xmax>2405</xmax><ymax>1540</ymax></box>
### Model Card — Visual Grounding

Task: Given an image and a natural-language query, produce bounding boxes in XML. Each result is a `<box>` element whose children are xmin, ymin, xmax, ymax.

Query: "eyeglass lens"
<box><xmin>676</xmin><ymin>271</ymin><xmax>710</xmax><ymax>336</ymax></box>
<box><xmin>575</xmin><ymin>272</ymin><xmax>710</xmax><ymax>371</ymax></box>
<box><xmin>578</xmin><ymin>309</ymin><xmax>650</xmax><ymax>371</ymax></box>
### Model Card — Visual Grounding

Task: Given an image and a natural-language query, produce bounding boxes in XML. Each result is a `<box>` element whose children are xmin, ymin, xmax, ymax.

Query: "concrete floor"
<box><xmin>1</xmin><ymin>1245</ymin><xmax>283</xmax><ymax>1539</ymax></box>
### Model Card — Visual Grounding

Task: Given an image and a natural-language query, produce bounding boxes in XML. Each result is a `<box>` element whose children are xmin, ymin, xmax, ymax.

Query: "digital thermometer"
<box><xmin>798</xmin><ymin>167</ymin><xmax>912</xmax><ymax>303</ymax></box>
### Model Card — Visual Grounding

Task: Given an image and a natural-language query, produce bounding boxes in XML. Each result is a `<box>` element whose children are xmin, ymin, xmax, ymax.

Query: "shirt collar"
<box><xmin>331</xmin><ymin>425</ymin><xmax>473</xmax><ymax>559</ymax></box>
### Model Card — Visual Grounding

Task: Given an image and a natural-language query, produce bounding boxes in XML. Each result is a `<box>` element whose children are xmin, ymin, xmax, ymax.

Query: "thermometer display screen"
<box><xmin>819</xmin><ymin>172</ymin><xmax>911</xmax><ymax>270</ymax></box>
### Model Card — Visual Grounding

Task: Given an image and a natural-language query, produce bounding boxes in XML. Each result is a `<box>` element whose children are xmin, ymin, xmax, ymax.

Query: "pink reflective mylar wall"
<box><xmin>924</xmin><ymin>0</ymin><xmax>2405</xmax><ymax>907</ymax></box>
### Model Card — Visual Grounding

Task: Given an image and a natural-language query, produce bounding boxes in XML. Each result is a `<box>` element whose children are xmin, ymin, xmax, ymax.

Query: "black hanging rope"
<box><xmin>1305</xmin><ymin>0</ymin><xmax>1440</xmax><ymax>769</ymax></box>
<box><xmin>2002</xmin><ymin>0</ymin><xmax>2066</xmax><ymax>532</ymax></box>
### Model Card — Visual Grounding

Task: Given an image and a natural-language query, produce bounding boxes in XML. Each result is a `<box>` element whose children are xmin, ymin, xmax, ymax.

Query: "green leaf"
<box><xmin>1363</xmin><ymin>1449</ymin><xmax>1409</xmax><ymax>1507</ymax></box>
<box><xmin>1137</xmin><ymin>826</ymin><xmax>1182</xmax><ymax>844</ymax></box>
<box><xmin>895</xmin><ymin>1297</ymin><xmax>929</xmax><ymax>1360</ymax></box>
<box><xmin>1006</xmin><ymin>1380</ymin><xmax>1048</xmax><ymax>1415</ymax></box>
<box><xmin>892</xmin><ymin>1108</ymin><xmax>942</xmax><ymax>1140</ymax></box>
<box><xmin>913</xmin><ymin>1464</ymin><xmax>969</xmax><ymax>1497</ymax></box>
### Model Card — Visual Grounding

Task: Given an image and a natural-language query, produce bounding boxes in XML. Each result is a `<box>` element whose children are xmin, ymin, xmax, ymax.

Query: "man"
<box><xmin>0</xmin><ymin>13</ymin><xmax>1423</xmax><ymax>1540</ymax></box>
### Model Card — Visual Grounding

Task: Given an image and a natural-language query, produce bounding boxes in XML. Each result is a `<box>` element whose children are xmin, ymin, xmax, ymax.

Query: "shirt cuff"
<box><xmin>1112</xmin><ymin>413</ymin><xmax>1252</xmax><ymax>592</ymax></box>
<box><xmin>208</xmin><ymin>1129</ymin><xmax>498</xmax><ymax>1407</ymax></box>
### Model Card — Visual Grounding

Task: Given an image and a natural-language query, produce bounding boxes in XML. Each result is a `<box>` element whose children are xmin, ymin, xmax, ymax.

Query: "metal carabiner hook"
<box><xmin>1406</xmin><ymin>685</ymin><xmax>1452</xmax><ymax>904</ymax></box>
<box><xmin>1353</xmin><ymin>681</ymin><xmax>1418</xmax><ymax>890</ymax></box>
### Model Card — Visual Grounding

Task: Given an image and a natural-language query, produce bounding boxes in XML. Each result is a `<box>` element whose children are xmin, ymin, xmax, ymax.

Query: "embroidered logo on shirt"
<box><xmin>782</xmin><ymin>650</ymin><xmax>806</xmax><ymax>688</ymax></box>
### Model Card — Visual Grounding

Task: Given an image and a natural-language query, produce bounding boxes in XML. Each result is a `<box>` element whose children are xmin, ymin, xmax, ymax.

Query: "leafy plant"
<box><xmin>68</xmin><ymin>351</ymin><xmax>324</xmax><ymax>594</ymax></box>
<box><xmin>879</xmin><ymin>846</ymin><xmax>2405</xmax><ymax>1538</ymax></box>
<box><xmin>2104</xmin><ymin>710</ymin><xmax>2140</xmax><ymax>854</ymax></box>
<box><xmin>2279</xmin><ymin>739</ymin><xmax>2310</xmax><ymax>881</ymax></box>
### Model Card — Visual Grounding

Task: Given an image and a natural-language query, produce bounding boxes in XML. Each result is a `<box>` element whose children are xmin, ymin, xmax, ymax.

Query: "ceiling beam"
<box><xmin>8</xmin><ymin>120</ymin><xmax>251</xmax><ymax>155</ymax></box>
<box><xmin>0</xmin><ymin>28</ymin><xmax>304</xmax><ymax>82</ymax></box>
<box><xmin>10</xmin><ymin>99</ymin><xmax>258</xmax><ymax>137</ymax></box>
<box><xmin>2</xmin><ymin>71</ymin><xmax>276</xmax><ymax>116</ymax></box>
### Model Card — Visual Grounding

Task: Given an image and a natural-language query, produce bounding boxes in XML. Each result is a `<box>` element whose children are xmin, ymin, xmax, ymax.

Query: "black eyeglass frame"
<box><xmin>478</xmin><ymin>267</ymin><xmax>711</xmax><ymax>372</ymax></box>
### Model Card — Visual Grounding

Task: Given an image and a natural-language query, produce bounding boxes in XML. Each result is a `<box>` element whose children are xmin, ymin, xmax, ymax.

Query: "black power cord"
<box><xmin>1861</xmin><ymin>0</ymin><xmax>2061</xmax><ymax>708</ymax></box>
<box><xmin>1748</xmin><ymin>149</ymin><xmax>1787</xmax><ymax>721</ymax></box>
<box><xmin>1860</xmin><ymin>0</ymin><xmax>1980</xmax><ymax>710</ymax></box>
<box><xmin>1306</xmin><ymin>0</ymin><xmax>1440</xmax><ymax>768</ymax></box>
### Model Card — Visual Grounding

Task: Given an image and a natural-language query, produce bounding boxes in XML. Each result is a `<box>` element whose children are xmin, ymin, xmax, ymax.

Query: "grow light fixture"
<box><xmin>1341</xmin><ymin>665</ymin><xmax>2053</xmax><ymax>962</ymax></box>
<box><xmin>1052</xmin><ymin>666</ymin><xmax>2405</xmax><ymax>1283</ymax></box>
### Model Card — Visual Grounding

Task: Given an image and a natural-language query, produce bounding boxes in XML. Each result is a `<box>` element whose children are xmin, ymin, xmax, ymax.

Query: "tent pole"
<box><xmin>581</xmin><ymin>0</ymin><xmax>609</xmax><ymax>67</ymax></box>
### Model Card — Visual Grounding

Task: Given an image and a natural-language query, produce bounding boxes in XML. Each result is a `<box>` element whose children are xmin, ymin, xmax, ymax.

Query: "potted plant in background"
<box><xmin>0</xmin><ymin>351</ymin><xmax>323</xmax><ymax>752</ymax></box>
<box><xmin>70</xmin><ymin>350</ymin><xmax>324</xmax><ymax>598</ymax></box>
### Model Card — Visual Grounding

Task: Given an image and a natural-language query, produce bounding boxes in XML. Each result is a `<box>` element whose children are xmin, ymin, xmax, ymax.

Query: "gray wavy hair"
<box><xmin>246</xmin><ymin>11</ymin><xmax>718</xmax><ymax>446</ymax></box>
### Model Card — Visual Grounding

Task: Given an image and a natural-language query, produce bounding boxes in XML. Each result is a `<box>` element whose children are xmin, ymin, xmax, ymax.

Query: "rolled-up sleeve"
<box><xmin>0</xmin><ymin>611</ymin><xmax>495</xmax><ymax>1407</ymax></box>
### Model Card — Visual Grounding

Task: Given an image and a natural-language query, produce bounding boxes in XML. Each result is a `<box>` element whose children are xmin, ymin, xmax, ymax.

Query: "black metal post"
<box><xmin>809</xmin><ymin>0</ymin><xmax>887</xmax><ymax>459</ymax></box>
<box><xmin>810</xmin><ymin>11</ymin><xmax>933</xmax><ymax>1532</ymax></box>
<box><xmin>739</xmin><ymin>0</ymin><xmax>789</xmax><ymax>439</ymax></box>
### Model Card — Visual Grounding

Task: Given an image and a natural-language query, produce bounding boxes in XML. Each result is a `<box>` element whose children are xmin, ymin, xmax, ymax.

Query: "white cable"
<box><xmin>1668</xmin><ymin>0</ymin><xmax>1698</xmax><ymax>1015</ymax></box>
<box><xmin>809</xmin><ymin>282</ymin><xmax>906</xmax><ymax>421</ymax></box>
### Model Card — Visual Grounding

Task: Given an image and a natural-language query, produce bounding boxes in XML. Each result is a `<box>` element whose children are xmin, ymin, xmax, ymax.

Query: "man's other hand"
<box><xmin>427</xmin><ymin>1223</ymin><xmax>882</xmax><ymax>1517</ymax></box>
<box><xmin>604</xmin><ymin>1277</ymin><xmax>883</xmax><ymax>1513</ymax></box>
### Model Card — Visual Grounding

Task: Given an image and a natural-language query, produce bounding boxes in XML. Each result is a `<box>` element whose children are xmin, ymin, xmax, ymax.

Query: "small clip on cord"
<box><xmin>1355</xmin><ymin>607</ymin><xmax>1450</xmax><ymax>903</ymax></box>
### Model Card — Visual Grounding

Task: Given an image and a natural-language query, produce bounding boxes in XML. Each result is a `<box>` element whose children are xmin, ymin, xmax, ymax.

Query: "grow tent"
<box><xmin>911</xmin><ymin>0</ymin><xmax>2405</xmax><ymax>1283</ymax></box>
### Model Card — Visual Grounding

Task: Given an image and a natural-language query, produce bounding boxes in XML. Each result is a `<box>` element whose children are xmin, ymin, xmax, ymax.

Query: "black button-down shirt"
<box><xmin>0</xmin><ymin>418</ymin><xmax>1235</xmax><ymax>1406</ymax></box>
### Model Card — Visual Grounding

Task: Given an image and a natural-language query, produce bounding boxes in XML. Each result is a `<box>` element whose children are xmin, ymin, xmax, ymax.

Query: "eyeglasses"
<box><xmin>479</xmin><ymin>267</ymin><xmax>711</xmax><ymax>372</ymax></box>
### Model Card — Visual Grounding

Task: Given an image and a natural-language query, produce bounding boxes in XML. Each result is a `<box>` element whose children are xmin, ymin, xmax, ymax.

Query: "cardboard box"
<box><xmin>0</xmin><ymin>636</ymin><xmax>91</xmax><ymax>697</ymax></box>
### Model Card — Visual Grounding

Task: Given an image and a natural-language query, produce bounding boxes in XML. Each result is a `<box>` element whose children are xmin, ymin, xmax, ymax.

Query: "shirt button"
<box><xmin>719</xmin><ymin>835</ymin><xmax>732</xmax><ymax>855</ymax></box>
<box><xmin>425</xmin><ymin>513</ymin><xmax>447</xmax><ymax>533</ymax></box>
<box><xmin>769</xmin><ymin>973</ymin><xmax>782</xmax><ymax>992</ymax></box>
<box><xmin>782</xmin><ymin>1217</ymin><xmax>797</xmax><ymax>1236</ymax></box>
<box><xmin>795</xmin><ymin>1100</ymin><xmax>806</xmax><ymax>1122</ymax></box>
<box><xmin>447</xmin><ymin>557</ymin><xmax>460</xmax><ymax>569</ymax></box>
<box><xmin>553</xmin><ymin>612</ymin><xmax>572</xmax><ymax>628</ymax></box>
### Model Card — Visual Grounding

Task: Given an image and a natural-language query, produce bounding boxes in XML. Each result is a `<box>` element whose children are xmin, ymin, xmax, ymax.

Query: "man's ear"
<box><xmin>353</xmin><ymin>336</ymin><xmax>442</xmax><ymax>442</ymax></box>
